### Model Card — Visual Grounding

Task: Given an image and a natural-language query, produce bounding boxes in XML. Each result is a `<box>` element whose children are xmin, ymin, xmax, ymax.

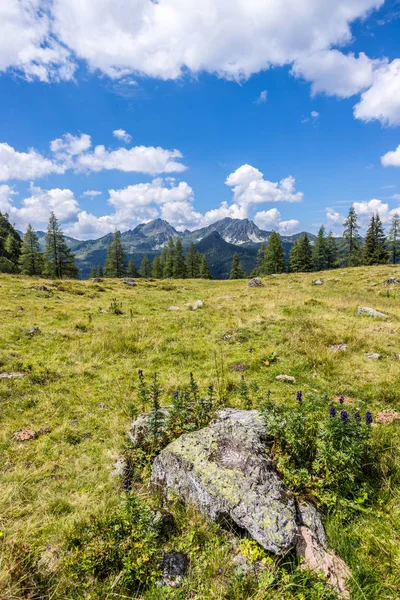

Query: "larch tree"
<box><xmin>343</xmin><ymin>206</ymin><xmax>361</xmax><ymax>266</ymax></box>
<box><xmin>43</xmin><ymin>212</ymin><xmax>78</xmax><ymax>279</ymax></box>
<box><xmin>105</xmin><ymin>231</ymin><xmax>126</xmax><ymax>277</ymax></box>
<box><xmin>263</xmin><ymin>232</ymin><xmax>285</xmax><ymax>274</ymax></box>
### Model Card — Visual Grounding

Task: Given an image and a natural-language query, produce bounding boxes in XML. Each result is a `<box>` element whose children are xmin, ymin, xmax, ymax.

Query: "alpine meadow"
<box><xmin>1</xmin><ymin>1</ymin><xmax>400</xmax><ymax>599</ymax></box>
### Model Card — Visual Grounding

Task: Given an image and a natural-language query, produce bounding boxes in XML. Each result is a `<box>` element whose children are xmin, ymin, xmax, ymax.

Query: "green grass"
<box><xmin>0</xmin><ymin>267</ymin><xmax>400</xmax><ymax>599</ymax></box>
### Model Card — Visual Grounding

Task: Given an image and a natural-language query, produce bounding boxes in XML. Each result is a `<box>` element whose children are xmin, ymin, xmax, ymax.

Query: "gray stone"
<box><xmin>329</xmin><ymin>344</ymin><xmax>348</xmax><ymax>353</ymax></box>
<box><xmin>298</xmin><ymin>502</ymin><xmax>327</xmax><ymax>549</ymax></box>
<box><xmin>247</xmin><ymin>277</ymin><xmax>264</xmax><ymax>288</ymax></box>
<box><xmin>151</xmin><ymin>408</ymin><xmax>299</xmax><ymax>555</ymax></box>
<box><xmin>357</xmin><ymin>307</ymin><xmax>388</xmax><ymax>319</ymax></box>
<box><xmin>123</xmin><ymin>278</ymin><xmax>136</xmax><ymax>286</ymax></box>
<box><xmin>192</xmin><ymin>299</ymin><xmax>204</xmax><ymax>310</ymax></box>
<box><xmin>365</xmin><ymin>352</ymin><xmax>381</xmax><ymax>360</ymax></box>
<box><xmin>276</xmin><ymin>374</ymin><xmax>296</xmax><ymax>383</ymax></box>
<box><xmin>157</xmin><ymin>552</ymin><xmax>190</xmax><ymax>588</ymax></box>
<box><xmin>383</xmin><ymin>278</ymin><xmax>400</xmax><ymax>286</ymax></box>
<box><xmin>312</xmin><ymin>279</ymin><xmax>324</xmax><ymax>285</ymax></box>
<box><xmin>167</xmin><ymin>306</ymin><xmax>180</xmax><ymax>311</ymax></box>
<box><xmin>0</xmin><ymin>372</ymin><xmax>25</xmax><ymax>379</ymax></box>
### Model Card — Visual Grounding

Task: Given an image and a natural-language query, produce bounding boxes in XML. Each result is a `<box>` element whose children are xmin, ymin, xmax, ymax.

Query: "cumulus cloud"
<box><xmin>254</xmin><ymin>208</ymin><xmax>281</xmax><ymax>229</ymax></box>
<box><xmin>381</xmin><ymin>144</ymin><xmax>400</xmax><ymax>167</ymax></box>
<box><xmin>226</xmin><ymin>165</ymin><xmax>303</xmax><ymax>206</ymax></box>
<box><xmin>327</xmin><ymin>200</ymin><xmax>400</xmax><ymax>232</ymax></box>
<box><xmin>0</xmin><ymin>184</ymin><xmax>80</xmax><ymax>229</ymax></box>
<box><xmin>0</xmin><ymin>143</ymin><xmax>65</xmax><ymax>181</ymax></box>
<box><xmin>354</xmin><ymin>59</ymin><xmax>400</xmax><ymax>126</ymax></box>
<box><xmin>0</xmin><ymin>133</ymin><xmax>187</xmax><ymax>181</ymax></box>
<box><xmin>113</xmin><ymin>129</ymin><xmax>132</xmax><ymax>144</ymax></box>
<box><xmin>326</xmin><ymin>207</ymin><xmax>345</xmax><ymax>228</ymax></box>
<box><xmin>278</xmin><ymin>219</ymin><xmax>300</xmax><ymax>234</ymax></box>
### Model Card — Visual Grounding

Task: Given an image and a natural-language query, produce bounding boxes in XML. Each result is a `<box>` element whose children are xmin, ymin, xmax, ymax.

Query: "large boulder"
<box><xmin>150</xmin><ymin>408</ymin><xmax>350</xmax><ymax>597</ymax></box>
<box><xmin>151</xmin><ymin>409</ymin><xmax>298</xmax><ymax>555</ymax></box>
<box><xmin>247</xmin><ymin>277</ymin><xmax>264</xmax><ymax>288</ymax></box>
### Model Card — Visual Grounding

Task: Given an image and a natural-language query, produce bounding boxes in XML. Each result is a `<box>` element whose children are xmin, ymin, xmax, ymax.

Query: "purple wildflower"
<box><xmin>329</xmin><ymin>407</ymin><xmax>337</xmax><ymax>417</ymax></box>
<box><xmin>47</xmin><ymin>545</ymin><xmax>51</xmax><ymax>550</ymax></box>
<box><xmin>366</xmin><ymin>411</ymin><xmax>373</xmax><ymax>425</ymax></box>
<box><xmin>123</xmin><ymin>479</ymin><xmax>130</xmax><ymax>490</ymax></box>
<box><xmin>173</xmin><ymin>391</ymin><xmax>179</xmax><ymax>399</ymax></box>
<box><xmin>138</xmin><ymin>369</ymin><xmax>143</xmax><ymax>377</ymax></box>
<box><xmin>218</xmin><ymin>568</ymin><xmax>223</xmax><ymax>574</ymax></box>
<box><xmin>296</xmin><ymin>390</ymin><xmax>303</xmax><ymax>403</ymax></box>
<box><xmin>340</xmin><ymin>410</ymin><xmax>349</xmax><ymax>424</ymax></box>
<box><xmin>339</xmin><ymin>396</ymin><xmax>344</xmax><ymax>405</ymax></box>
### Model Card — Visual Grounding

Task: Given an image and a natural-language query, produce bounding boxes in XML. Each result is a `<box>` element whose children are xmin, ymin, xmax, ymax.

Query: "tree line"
<box><xmin>228</xmin><ymin>209</ymin><xmax>400</xmax><ymax>278</ymax></box>
<box><xmin>0</xmin><ymin>211</ymin><xmax>78</xmax><ymax>278</ymax></box>
<box><xmin>95</xmin><ymin>232</ymin><xmax>213</xmax><ymax>279</ymax></box>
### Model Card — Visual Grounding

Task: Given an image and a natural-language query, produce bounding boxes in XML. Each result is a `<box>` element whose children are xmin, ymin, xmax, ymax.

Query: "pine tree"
<box><xmin>289</xmin><ymin>234</ymin><xmax>312</xmax><ymax>272</ymax></box>
<box><xmin>90</xmin><ymin>266</ymin><xmax>96</xmax><ymax>278</ymax></box>
<box><xmin>229</xmin><ymin>252</ymin><xmax>245</xmax><ymax>279</ymax></box>
<box><xmin>5</xmin><ymin>233</ymin><xmax>21</xmax><ymax>267</ymax></box>
<box><xmin>362</xmin><ymin>214</ymin><xmax>389</xmax><ymax>265</ymax></box>
<box><xmin>199</xmin><ymin>254</ymin><xmax>212</xmax><ymax>279</ymax></box>
<box><xmin>388</xmin><ymin>214</ymin><xmax>400</xmax><ymax>264</ymax></box>
<box><xmin>325</xmin><ymin>231</ymin><xmax>338</xmax><ymax>269</ymax></box>
<box><xmin>163</xmin><ymin>237</ymin><xmax>175</xmax><ymax>278</ymax></box>
<box><xmin>263</xmin><ymin>232</ymin><xmax>285</xmax><ymax>274</ymax></box>
<box><xmin>19</xmin><ymin>225</ymin><xmax>42</xmax><ymax>276</ymax></box>
<box><xmin>105</xmin><ymin>231</ymin><xmax>126</xmax><ymax>277</ymax></box>
<box><xmin>127</xmin><ymin>259</ymin><xmax>139</xmax><ymax>277</ymax></box>
<box><xmin>253</xmin><ymin>243</ymin><xmax>266</xmax><ymax>275</ymax></box>
<box><xmin>139</xmin><ymin>255</ymin><xmax>151</xmax><ymax>277</ymax></box>
<box><xmin>151</xmin><ymin>255</ymin><xmax>163</xmax><ymax>278</ymax></box>
<box><xmin>186</xmin><ymin>243</ymin><xmax>200</xmax><ymax>278</ymax></box>
<box><xmin>43</xmin><ymin>212</ymin><xmax>78</xmax><ymax>278</ymax></box>
<box><xmin>312</xmin><ymin>226</ymin><xmax>327</xmax><ymax>271</ymax></box>
<box><xmin>97</xmin><ymin>264</ymin><xmax>104</xmax><ymax>277</ymax></box>
<box><xmin>173</xmin><ymin>238</ymin><xmax>186</xmax><ymax>278</ymax></box>
<box><xmin>343</xmin><ymin>206</ymin><xmax>361</xmax><ymax>266</ymax></box>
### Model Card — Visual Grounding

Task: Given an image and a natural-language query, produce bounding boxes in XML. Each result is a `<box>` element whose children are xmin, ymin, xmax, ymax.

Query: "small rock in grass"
<box><xmin>365</xmin><ymin>352</ymin><xmax>381</xmax><ymax>360</ymax></box>
<box><xmin>247</xmin><ymin>277</ymin><xmax>264</xmax><ymax>288</ymax></box>
<box><xmin>98</xmin><ymin>402</ymin><xmax>108</xmax><ymax>409</ymax></box>
<box><xmin>27</xmin><ymin>326</ymin><xmax>40</xmax><ymax>336</ymax></box>
<box><xmin>276</xmin><ymin>374</ymin><xmax>296</xmax><ymax>383</ymax></box>
<box><xmin>13</xmin><ymin>428</ymin><xmax>37</xmax><ymax>442</ymax></box>
<box><xmin>157</xmin><ymin>552</ymin><xmax>190</xmax><ymax>588</ymax></box>
<box><xmin>231</xmin><ymin>363</ymin><xmax>246</xmax><ymax>372</ymax></box>
<box><xmin>375</xmin><ymin>410</ymin><xmax>400</xmax><ymax>424</ymax></box>
<box><xmin>92</xmin><ymin>278</ymin><xmax>103</xmax><ymax>283</ymax></box>
<box><xmin>312</xmin><ymin>279</ymin><xmax>324</xmax><ymax>285</ymax></box>
<box><xmin>192</xmin><ymin>299</ymin><xmax>204</xmax><ymax>310</ymax></box>
<box><xmin>123</xmin><ymin>278</ymin><xmax>136</xmax><ymax>286</ymax></box>
<box><xmin>99</xmin><ymin>309</ymin><xmax>108</xmax><ymax>313</ymax></box>
<box><xmin>167</xmin><ymin>306</ymin><xmax>180</xmax><ymax>311</ymax></box>
<box><xmin>357</xmin><ymin>307</ymin><xmax>388</xmax><ymax>319</ymax></box>
<box><xmin>0</xmin><ymin>372</ymin><xmax>25</xmax><ymax>379</ymax></box>
<box><xmin>329</xmin><ymin>344</ymin><xmax>348</xmax><ymax>353</ymax></box>
<box><xmin>383</xmin><ymin>278</ymin><xmax>400</xmax><ymax>286</ymax></box>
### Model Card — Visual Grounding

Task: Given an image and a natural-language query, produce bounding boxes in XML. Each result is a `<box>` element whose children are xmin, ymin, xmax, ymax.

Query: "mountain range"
<box><xmin>35</xmin><ymin>217</ymin><xmax>316</xmax><ymax>279</ymax></box>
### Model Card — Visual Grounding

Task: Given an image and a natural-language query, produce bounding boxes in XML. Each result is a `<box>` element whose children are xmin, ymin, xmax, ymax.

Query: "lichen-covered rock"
<box><xmin>357</xmin><ymin>307</ymin><xmax>388</xmax><ymax>319</ymax></box>
<box><xmin>150</xmin><ymin>408</ymin><xmax>299</xmax><ymax>555</ymax></box>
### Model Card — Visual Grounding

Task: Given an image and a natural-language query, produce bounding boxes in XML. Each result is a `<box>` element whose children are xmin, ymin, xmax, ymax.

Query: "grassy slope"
<box><xmin>0</xmin><ymin>267</ymin><xmax>400</xmax><ymax>599</ymax></box>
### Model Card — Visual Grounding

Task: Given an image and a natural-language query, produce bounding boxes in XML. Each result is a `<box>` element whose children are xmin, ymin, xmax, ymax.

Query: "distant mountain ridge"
<box><xmin>33</xmin><ymin>217</ymin><xmax>316</xmax><ymax>279</ymax></box>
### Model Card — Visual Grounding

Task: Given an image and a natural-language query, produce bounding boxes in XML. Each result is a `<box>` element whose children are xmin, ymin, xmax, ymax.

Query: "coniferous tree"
<box><xmin>5</xmin><ymin>233</ymin><xmax>21</xmax><ymax>266</ymax></box>
<box><xmin>199</xmin><ymin>254</ymin><xmax>212</xmax><ymax>279</ymax></box>
<box><xmin>127</xmin><ymin>259</ymin><xmax>139</xmax><ymax>277</ymax></box>
<box><xmin>343</xmin><ymin>206</ymin><xmax>361</xmax><ymax>266</ymax></box>
<box><xmin>312</xmin><ymin>226</ymin><xmax>327</xmax><ymax>271</ymax></box>
<box><xmin>289</xmin><ymin>234</ymin><xmax>312</xmax><ymax>272</ymax></box>
<box><xmin>388</xmin><ymin>213</ymin><xmax>400</xmax><ymax>264</ymax></box>
<box><xmin>43</xmin><ymin>212</ymin><xmax>78</xmax><ymax>278</ymax></box>
<box><xmin>139</xmin><ymin>254</ymin><xmax>151</xmax><ymax>277</ymax></box>
<box><xmin>19</xmin><ymin>225</ymin><xmax>43</xmax><ymax>276</ymax></box>
<box><xmin>97</xmin><ymin>264</ymin><xmax>104</xmax><ymax>277</ymax></box>
<box><xmin>151</xmin><ymin>255</ymin><xmax>163</xmax><ymax>278</ymax></box>
<box><xmin>326</xmin><ymin>231</ymin><xmax>338</xmax><ymax>269</ymax></box>
<box><xmin>105</xmin><ymin>231</ymin><xmax>126</xmax><ymax>277</ymax></box>
<box><xmin>163</xmin><ymin>237</ymin><xmax>175</xmax><ymax>278</ymax></box>
<box><xmin>263</xmin><ymin>232</ymin><xmax>285</xmax><ymax>274</ymax></box>
<box><xmin>253</xmin><ymin>243</ymin><xmax>266</xmax><ymax>275</ymax></box>
<box><xmin>173</xmin><ymin>238</ymin><xmax>186</xmax><ymax>278</ymax></box>
<box><xmin>185</xmin><ymin>243</ymin><xmax>200</xmax><ymax>278</ymax></box>
<box><xmin>90</xmin><ymin>266</ymin><xmax>96</xmax><ymax>278</ymax></box>
<box><xmin>362</xmin><ymin>214</ymin><xmax>389</xmax><ymax>265</ymax></box>
<box><xmin>229</xmin><ymin>252</ymin><xmax>245</xmax><ymax>279</ymax></box>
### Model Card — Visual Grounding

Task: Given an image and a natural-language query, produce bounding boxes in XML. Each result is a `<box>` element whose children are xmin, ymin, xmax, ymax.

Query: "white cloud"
<box><xmin>255</xmin><ymin>90</ymin><xmax>268</xmax><ymax>104</ymax></box>
<box><xmin>354</xmin><ymin>59</ymin><xmax>400</xmax><ymax>126</ymax></box>
<box><xmin>1</xmin><ymin>184</ymin><xmax>80</xmax><ymax>229</ymax></box>
<box><xmin>381</xmin><ymin>144</ymin><xmax>400</xmax><ymax>167</ymax></box>
<box><xmin>292</xmin><ymin>51</ymin><xmax>384</xmax><ymax>98</ymax></box>
<box><xmin>76</xmin><ymin>144</ymin><xmax>186</xmax><ymax>175</ymax></box>
<box><xmin>0</xmin><ymin>143</ymin><xmax>64</xmax><ymax>181</ymax></box>
<box><xmin>50</xmin><ymin>133</ymin><xmax>92</xmax><ymax>157</ymax></box>
<box><xmin>82</xmin><ymin>190</ymin><xmax>102</xmax><ymax>197</ymax></box>
<box><xmin>278</xmin><ymin>219</ymin><xmax>300</xmax><ymax>234</ymax></box>
<box><xmin>311</xmin><ymin>111</ymin><xmax>319</xmax><ymax>118</ymax></box>
<box><xmin>326</xmin><ymin>207</ymin><xmax>345</xmax><ymax>228</ymax></box>
<box><xmin>352</xmin><ymin>199</ymin><xmax>400</xmax><ymax>225</ymax></box>
<box><xmin>113</xmin><ymin>129</ymin><xmax>132</xmax><ymax>144</ymax></box>
<box><xmin>254</xmin><ymin>208</ymin><xmax>281</xmax><ymax>229</ymax></box>
<box><xmin>226</xmin><ymin>165</ymin><xmax>303</xmax><ymax>206</ymax></box>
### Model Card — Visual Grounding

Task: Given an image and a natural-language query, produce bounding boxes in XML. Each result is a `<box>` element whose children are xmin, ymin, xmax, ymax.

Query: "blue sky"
<box><xmin>0</xmin><ymin>0</ymin><xmax>400</xmax><ymax>239</ymax></box>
